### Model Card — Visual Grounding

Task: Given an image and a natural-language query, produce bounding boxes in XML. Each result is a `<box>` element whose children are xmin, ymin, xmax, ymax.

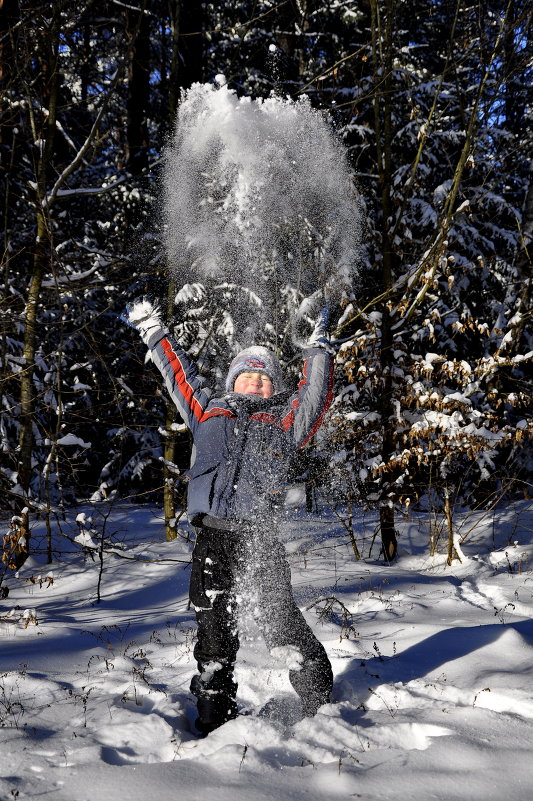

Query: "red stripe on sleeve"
<box><xmin>199</xmin><ymin>407</ymin><xmax>235</xmax><ymax>422</ymax></box>
<box><xmin>161</xmin><ymin>338</ymin><xmax>205</xmax><ymax>422</ymax></box>
<box><xmin>281</xmin><ymin>398</ymin><xmax>298</xmax><ymax>431</ymax></box>
<box><xmin>281</xmin><ymin>361</ymin><xmax>309</xmax><ymax>431</ymax></box>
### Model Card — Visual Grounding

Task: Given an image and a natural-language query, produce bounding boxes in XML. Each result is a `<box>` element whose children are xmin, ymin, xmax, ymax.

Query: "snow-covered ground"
<box><xmin>1</xmin><ymin>498</ymin><xmax>532</xmax><ymax>801</ymax></box>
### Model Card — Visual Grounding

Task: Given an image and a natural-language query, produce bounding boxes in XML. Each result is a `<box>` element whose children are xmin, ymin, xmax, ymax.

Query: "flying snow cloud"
<box><xmin>162</xmin><ymin>80</ymin><xmax>362</xmax><ymax>322</ymax></box>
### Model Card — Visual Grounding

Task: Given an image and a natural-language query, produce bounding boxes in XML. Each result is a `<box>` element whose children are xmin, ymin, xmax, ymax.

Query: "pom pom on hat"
<box><xmin>225</xmin><ymin>346</ymin><xmax>284</xmax><ymax>392</ymax></box>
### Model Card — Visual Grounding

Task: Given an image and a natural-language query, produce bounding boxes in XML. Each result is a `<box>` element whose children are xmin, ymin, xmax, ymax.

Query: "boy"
<box><xmin>127</xmin><ymin>298</ymin><xmax>334</xmax><ymax>735</ymax></box>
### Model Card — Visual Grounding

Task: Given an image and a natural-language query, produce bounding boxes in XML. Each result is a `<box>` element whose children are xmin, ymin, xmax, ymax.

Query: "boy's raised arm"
<box><xmin>287</xmin><ymin>308</ymin><xmax>335</xmax><ymax>448</ymax></box>
<box><xmin>126</xmin><ymin>298</ymin><xmax>211</xmax><ymax>435</ymax></box>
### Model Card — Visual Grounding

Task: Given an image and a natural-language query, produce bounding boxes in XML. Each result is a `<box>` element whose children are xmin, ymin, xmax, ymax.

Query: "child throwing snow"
<box><xmin>127</xmin><ymin>298</ymin><xmax>334</xmax><ymax>735</ymax></box>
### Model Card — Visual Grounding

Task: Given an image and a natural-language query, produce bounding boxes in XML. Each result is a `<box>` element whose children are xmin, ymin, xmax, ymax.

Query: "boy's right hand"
<box><xmin>124</xmin><ymin>298</ymin><xmax>165</xmax><ymax>345</ymax></box>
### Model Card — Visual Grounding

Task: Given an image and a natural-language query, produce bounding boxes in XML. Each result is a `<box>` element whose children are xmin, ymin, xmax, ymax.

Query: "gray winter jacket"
<box><xmin>144</xmin><ymin>327</ymin><xmax>334</xmax><ymax>525</ymax></box>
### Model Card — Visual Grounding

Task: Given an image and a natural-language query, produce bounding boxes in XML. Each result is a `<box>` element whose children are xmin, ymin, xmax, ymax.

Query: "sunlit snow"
<box><xmin>1</xmin><ymin>501</ymin><xmax>532</xmax><ymax>800</ymax></box>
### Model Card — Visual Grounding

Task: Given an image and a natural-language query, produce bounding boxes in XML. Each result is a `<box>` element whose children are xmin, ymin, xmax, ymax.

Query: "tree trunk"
<box><xmin>510</xmin><ymin>158</ymin><xmax>533</xmax><ymax>354</ymax></box>
<box><xmin>163</xmin><ymin>274</ymin><xmax>178</xmax><ymax>541</ymax></box>
<box><xmin>271</xmin><ymin>0</ymin><xmax>317</xmax><ymax>93</ymax></box>
<box><xmin>126</xmin><ymin>3</ymin><xmax>150</xmax><ymax>175</ymax></box>
<box><xmin>1</xmin><ymin>0</ymin><xmax>20</xmax><ymax>392</ymax></box>
<box><xmin>168</xmin><ymin>0</ymin><xmax>204</xmax><ymax>119</ymax></box>
<box><xmin>371</xmin><ymin>0</ymin><xmax>398</xmax><ymax>562</ymax></box>
<box><xmin>18</xmin><ymin>2</ymin><xmax>61</xmax><ymax>503</ymax></box>
<box><xmin>163</xmin><ymin>1</ymin><xmax>204</xmax><ymax>540</ymax></box>
<box><xmin>18</xmin><ymin>211</ymin><xmax>48</xmax><ymax>494</ymax></box>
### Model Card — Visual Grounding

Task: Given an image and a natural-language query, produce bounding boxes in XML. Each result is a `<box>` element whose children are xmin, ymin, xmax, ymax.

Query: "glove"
<box><xmin>307</xmin><ymin>307</ymin><xmax>335</xmax><ymax>353</ymax></box>
<box><xmin>123</xmin><ymin>298</ymin><xmax>165</xmax><ymax>346</ymax></box>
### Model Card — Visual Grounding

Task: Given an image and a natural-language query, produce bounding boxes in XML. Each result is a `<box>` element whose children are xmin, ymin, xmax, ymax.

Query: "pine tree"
<box><xmin>321</xmin><ymin>0</ymin><xmax>532</xmax><ymax>559</ymax></box>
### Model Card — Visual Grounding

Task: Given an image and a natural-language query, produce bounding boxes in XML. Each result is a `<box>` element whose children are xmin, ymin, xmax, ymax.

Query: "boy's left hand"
<box><xmin>307</xmin><ymin>307</ymin><xmax>335</xmax><ymax>353</ymax></box>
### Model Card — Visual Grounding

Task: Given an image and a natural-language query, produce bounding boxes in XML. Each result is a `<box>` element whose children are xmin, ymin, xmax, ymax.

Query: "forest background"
<box><xmin>1</xmin><ymin>0</ymin><xmax>531</xmax><ymax>569</ymax></box>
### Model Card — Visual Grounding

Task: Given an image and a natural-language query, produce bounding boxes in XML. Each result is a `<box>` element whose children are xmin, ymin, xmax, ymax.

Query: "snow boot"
<box><xmin>193</xmin><ymin>702</ymin><xmax>238</xmax><ymax>736</ymax></box>
<box><xmin>191</xmin><ymin>675</ymin><xmax>238</xmax><ymax>736</ymax></box>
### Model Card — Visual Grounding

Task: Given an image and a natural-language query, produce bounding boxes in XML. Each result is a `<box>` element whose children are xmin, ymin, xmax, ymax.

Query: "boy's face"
<box><xmin>233</xmin><ymin>371</ymin><xmax>273</xmax><ymax>398</ymax></box>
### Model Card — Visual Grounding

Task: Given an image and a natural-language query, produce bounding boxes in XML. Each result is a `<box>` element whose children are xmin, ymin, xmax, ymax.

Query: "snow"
<box><xmin>163</xmin><ymin>81</ymin><xmax>362</xmax><ymax>347</ymax></box>
<box><xmin>1</xmin><ymin>501</ymin><xmax>533</xmax><ymax>801</ymax></box>
<box><xmin>56</xmin><ymin>433</ymin><xmax>92</xmax><ymax>448</ymax></box>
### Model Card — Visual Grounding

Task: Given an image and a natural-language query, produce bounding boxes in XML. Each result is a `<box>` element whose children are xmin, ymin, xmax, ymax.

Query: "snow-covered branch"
<box><xmin>42</xmin><ymin>50</ymin><xmax>130</xmax><ymax>212</ymax></box>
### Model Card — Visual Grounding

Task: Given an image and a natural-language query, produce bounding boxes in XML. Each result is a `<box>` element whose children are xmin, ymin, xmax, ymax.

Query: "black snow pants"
<box><xmin>189</xmin><ymin>522</ymin><xmax>333</xmax><ymax>732</ymax></box>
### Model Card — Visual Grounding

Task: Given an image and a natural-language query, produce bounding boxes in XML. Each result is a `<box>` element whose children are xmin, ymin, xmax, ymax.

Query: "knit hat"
<box><xmin>225</xmin><ymin>346</ymin><xmax>285</xmax><ymax>393</ymax></box>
